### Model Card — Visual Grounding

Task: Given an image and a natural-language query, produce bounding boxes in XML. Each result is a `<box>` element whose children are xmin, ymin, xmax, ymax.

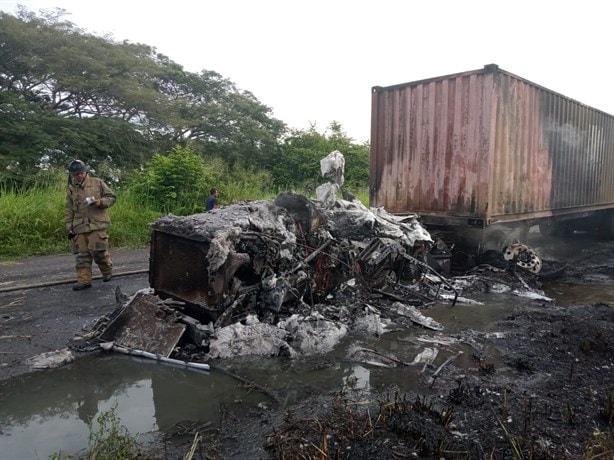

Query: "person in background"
<box><xmin>65</xmin><ymin>159</ymin><xmax>116</xmax><ymax>291</ymax></box>
<box><xmin>205</xmin><ymin>187</ymin><xmax>220</xmax><ymax>211</ymax></box>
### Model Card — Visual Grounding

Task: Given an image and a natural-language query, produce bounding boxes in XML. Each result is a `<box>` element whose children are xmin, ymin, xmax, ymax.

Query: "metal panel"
<box><xmin>99</xmin><ymin>293</ymin><xmax>186</xmax><ymax>357</ymax></box>
<box><xmin>370</xmin><ymin>64</ymin><xmax>614</xmax><ymax>226</ymax></box>
<box><xmin>149</xmin><ymin>231</ymin><xmax>220</xmax><ymax>316</ymax></box>
<box><xmin>149</xmin><ymin>229</ymin><xmax>253</xmax><ymax>321</ymax></box>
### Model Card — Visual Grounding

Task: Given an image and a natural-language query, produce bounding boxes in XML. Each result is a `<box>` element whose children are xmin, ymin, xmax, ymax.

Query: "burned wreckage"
<box><xmin>79</xmin><ymin>151</ymin><xmax>548</xmax><ymax>367</ymax></box>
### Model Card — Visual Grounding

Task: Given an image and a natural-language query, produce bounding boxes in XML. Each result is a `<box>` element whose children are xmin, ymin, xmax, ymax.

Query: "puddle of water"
<box><xmin>543</xmin><ymin>281</ymin><xmax>614</xmax><ymax>306</ymax></box>
<box><xmin>1</xmin><ymin>350</ymin><xmax>381</xmax><ymax>459</ymax></box>
<box><xmin>427</xmin><ymin>296</ymin><xmax>522</xmax><ymax>332</ymax></box>
<box><xmin>1</xmin><ymin>282</ymin><xmax>613</xmax><ymax>458</ymax></box>
<box><xmin>530</xmin><ymin>231</ymin><xmax>614</xmax><ymax>305</ymax></box>
<box><xmin>0</xmin><ymin>355</ymin><xmax>271</xmax><ymax>459</ymax></box>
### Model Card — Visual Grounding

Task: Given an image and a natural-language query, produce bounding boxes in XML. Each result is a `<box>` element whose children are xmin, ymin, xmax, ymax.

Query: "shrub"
<box><xmin>129</xmin><ymin>146</ymin><xmax>216</xmax><ymax>215</ymax></box>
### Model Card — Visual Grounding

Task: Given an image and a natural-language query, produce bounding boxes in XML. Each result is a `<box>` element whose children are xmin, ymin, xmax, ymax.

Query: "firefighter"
<box><xmin>64</xmin><ymin>159</ymin><xmax>116</xmax><ymax>290</ymax></box>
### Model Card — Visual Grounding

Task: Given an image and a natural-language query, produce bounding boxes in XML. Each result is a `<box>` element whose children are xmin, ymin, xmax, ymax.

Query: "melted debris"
<box><xmin>73</xmin><ymin>151</ymin><xmax>548</xmax><ymax>368</ymax></box>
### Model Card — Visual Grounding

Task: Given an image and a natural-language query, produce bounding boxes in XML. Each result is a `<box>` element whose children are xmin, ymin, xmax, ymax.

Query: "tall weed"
<box><xmin>219</xmin><ymin>166</ymin><xmax>279</xmax><ymax>203</ymax></box>
<box><xmin>0</xmin><ymin>183</ymin><xmax>67</xmax><ymax>259</ymax></box>
<box><xmin>0</xmin><ymin>168</ymin><xmax>368</xmax><ymax>260</ymax></box>
<box><xmin>0</xmin><ymin>183</ymin><xmax>160</xmax><ymax>260</ymax></box>
<box><xmin>86</xmin><ymin>405</ymin><xmax>140</xmax><ymax>460</ymax></box>
<box><xmin>51</xmin><ymin>405</ymin><xmax>141</xmax><ymax>460</ymax></box>
<box><xmin>108</xmin><ymin>190</ymin><xmax>162</xmax><ymax>249</ymax></box>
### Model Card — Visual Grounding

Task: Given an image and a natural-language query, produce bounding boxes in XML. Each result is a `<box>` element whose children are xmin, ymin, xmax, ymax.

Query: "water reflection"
<box><xmin>0</xmin><ymin>355</ymin><xmax>268</xmax><ymax>459</ymax></box>
<box><xmin>543</xmin><ymin>282</ymin><xmax>614</xmax><ymax>306</ymax></box>
<box><xmin>1</xmin><ymin>279</ymin><xmax>612</xmax><ymax>458</ymax></box>
<box><xmin>0</xmin><ymin>356</ymin><xmax>149</xmax><ymax>458</ymax></box>
<box><xmin>2</xmin><ymin>351</ymin><xmax>383</xmax><ymax>459</ymax></box>
<box><xmin>2</xmin><ymin>347</ymin><xmax>442</xmax><ymax>458</ymax></box>
<box><xmin>344</xmin><ymin>364</ymin><xmax>371</xmax><ymax>390</ymax></box>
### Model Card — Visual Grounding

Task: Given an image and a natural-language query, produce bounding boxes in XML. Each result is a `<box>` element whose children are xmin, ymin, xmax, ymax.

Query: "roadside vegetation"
<box><xmin>0</xmin><ymin>8</ymin><xmax>370</xmax><ymax>260</ymax></box>
<box><xmin>48</xmin><ymin>389</ymin><xmax>614</xmax><ymax>460</ymax></box>
<box><xmin>0</xmin><ymin>145</ymin><xmax>369</xmax><ymax>260</ymax></box>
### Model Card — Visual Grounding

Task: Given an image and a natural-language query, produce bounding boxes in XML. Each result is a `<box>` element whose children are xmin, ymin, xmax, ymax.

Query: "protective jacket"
<box><xmin>65</xmin><ymin>174</ymin><xmax>116</xmax><ymax>234</ymax></box>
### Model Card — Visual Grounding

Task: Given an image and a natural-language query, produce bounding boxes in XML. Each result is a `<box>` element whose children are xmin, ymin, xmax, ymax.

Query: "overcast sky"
<box><xmin>1</xmin><ymin>0</ymin><xmax>612</xmax><ymax>142</ymax></box>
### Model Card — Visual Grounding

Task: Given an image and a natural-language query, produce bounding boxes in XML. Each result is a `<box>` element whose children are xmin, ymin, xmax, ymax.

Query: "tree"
<box><xmin>0</xmin><ymin>8</ymin><xmax>287</xmax><ymax>187</ymax></box>
<box><xmin>267</xmin><ymin>123</ymin><xmax>370</xmax><ymax>190</ymax></box>
<box><xmin>0</xmin><ymin>89</ymin><xmax>151</xmax><ymax>187</ymax></box>
<box><xmin>0</xmin><ymin>8</ymin><xmax>169</xmax><ymax>122</ymax></box>
<box><xmin>157</xmin><ymin>70</ymin><xmax>286</xmax><ymax>169</ymax></box>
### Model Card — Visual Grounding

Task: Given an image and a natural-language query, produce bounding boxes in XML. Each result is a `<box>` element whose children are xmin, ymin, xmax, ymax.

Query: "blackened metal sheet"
<box><xmin>100</xmin><ymin>293</ymin><xmax>185</xmax><ymax>357</ymax></box>
<box><xmin>149</xmin><ymin>231</ymin><xmax>216</xmax><ymax>310</ymax></box>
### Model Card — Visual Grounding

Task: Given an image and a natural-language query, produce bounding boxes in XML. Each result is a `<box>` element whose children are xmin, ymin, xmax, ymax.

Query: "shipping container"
<box><xmin>370</xmin><ymin>64</ymin><xmax>614</xmax><ymax>246</ymax></box>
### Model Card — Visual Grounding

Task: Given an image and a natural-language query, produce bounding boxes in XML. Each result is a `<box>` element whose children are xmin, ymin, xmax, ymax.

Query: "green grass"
<box><xmin>108</xmin><ymin>190</ymin><xmax>162</xmax><ymax>249</ymax></box>
<box><xmin>354</xmin><ymin>187</ymin><xmax>369</xmax><ymax>206</ymax></box>
<box><xmin>0</xmin><ymin>185</ymin><xmax>162</xmax><ymax>260</ymax></box>
<box><xmin>0</xmin><ymin>184</ymin><xmax>68</xmax><ymax>259</ymax></box>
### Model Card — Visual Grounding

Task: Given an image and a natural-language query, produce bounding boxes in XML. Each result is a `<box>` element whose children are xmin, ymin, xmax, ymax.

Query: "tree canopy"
<box><xmin>0</xmin><ymin>8</ymin><xmax>369</xmax><ymax>191</ymax></box>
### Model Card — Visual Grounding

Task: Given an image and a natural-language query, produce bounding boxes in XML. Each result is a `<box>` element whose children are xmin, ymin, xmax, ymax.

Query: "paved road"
<box><xmin>0</xmin><ymin>248</ymin><xmax>151</xmax><ymax>381</ymax></box>
<box><xmin>0</xmin><ymin>248</ymin><xmax>150</xmax><ymax>289</ymax></box>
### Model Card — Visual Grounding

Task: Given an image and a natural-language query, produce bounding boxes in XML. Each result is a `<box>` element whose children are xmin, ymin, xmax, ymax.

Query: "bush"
<box><xmin>129</xmin><ymin>147</ymin><xmax>221</xmax><ymax>215</ymax></box>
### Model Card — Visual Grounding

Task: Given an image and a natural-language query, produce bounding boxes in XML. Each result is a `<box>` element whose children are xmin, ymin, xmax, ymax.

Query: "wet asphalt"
<box><xmin>0</xmin><ymin>248</ymin><xmax>151</xmax><ymax>381</ymax></box>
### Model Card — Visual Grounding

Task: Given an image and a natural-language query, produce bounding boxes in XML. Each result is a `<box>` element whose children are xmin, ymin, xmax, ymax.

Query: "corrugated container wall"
<box><xmin>370</xmin><ymin>64</ymin><xmax>614</xmax><ymax>227</ymax></box>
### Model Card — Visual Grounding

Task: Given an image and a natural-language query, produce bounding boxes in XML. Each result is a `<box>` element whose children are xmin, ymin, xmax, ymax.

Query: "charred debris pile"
<box><xmin>76</xmin><ymin>151</ymin><xmax>547</xmax><ymax>364</ymax></box>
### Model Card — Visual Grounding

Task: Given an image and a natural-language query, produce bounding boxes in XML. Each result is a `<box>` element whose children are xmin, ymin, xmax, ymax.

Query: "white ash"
<box><xmin>207</xmin><ymin>315</ymin><xmax>290</xmax><ymax>359</ymax></box>
<box><xmin>278</xmin><ymin>312</ymin><xmax>348</xmax><ymax>355</ymax></box>
<box><xmin>320</xmin><ymin>150</ymin><xmax>345</xmax><ymax>186</ymax></box>
<box><xmin>315</xmin><ymin>182</ymin><xmax>340</xmax><ymax>209</ymax></box>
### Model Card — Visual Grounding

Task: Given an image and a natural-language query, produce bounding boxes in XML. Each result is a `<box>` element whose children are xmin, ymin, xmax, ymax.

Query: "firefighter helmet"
<box><xmin>67</xmin><ymin>159</ymin><xmax>89</xmax><ymax>174</ymax></box>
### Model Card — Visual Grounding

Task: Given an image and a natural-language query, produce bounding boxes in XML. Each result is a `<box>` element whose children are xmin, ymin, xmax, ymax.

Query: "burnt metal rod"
<box><xmin>288</xmin><ymin>240</ymin><xmax>331</xmax><ymax>274</ymax></box>
<box><xmin>0</xmin><ymin>269</ymin><xmax>149</xmax><ymax>293</ymax></box>
<box><xmin>208</xmin><ymin>364</ymin><xmax>281</xmax><ymax>405</ymax></box>
<box><xmin>401</xmin><ymin>252</ymin><xmax>459</xmax><ymax>306</ymax></box>
<box><xmin>355</xmin><ymin>346</ymin><xmax>410</xmax><ymax>366</ymax></box>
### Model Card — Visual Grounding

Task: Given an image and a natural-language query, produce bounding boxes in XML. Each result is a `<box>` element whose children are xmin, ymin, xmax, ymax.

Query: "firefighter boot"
<box><xmin>73</xmin><ymin>267</ymin><xmax>93</xmax><ymax>291</ymax></box>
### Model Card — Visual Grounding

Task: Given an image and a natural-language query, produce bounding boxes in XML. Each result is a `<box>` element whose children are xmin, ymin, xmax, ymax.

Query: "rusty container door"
<box><xmin>149</xmin><ymin>230</ymin><xmax>219</xmax><ymax>318</ymax></box>
<box><xmin>370</xmin><ymin>64</ymin><xmax>614</xmax><ymax>227</ymax></box>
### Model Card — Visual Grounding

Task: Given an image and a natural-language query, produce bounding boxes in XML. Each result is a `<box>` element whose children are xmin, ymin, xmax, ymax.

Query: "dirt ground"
<box><xmin>1</xmin><ymin>235</ymin><xmax>614</xmax><ymax>459</ymax></box>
